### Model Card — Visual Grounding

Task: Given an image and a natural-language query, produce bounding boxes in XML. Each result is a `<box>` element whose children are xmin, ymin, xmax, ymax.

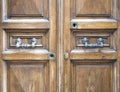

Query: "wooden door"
<box><xmin>0</xmin><ymin>0</ymin><xmax>120</xmax><ymax>92</ymax></box>
<box><xmin>63</xmin><ymin>0</ymin><xmax>120</xmax><ymax>92</ymax></box>
<box><xmin>0</xmin><ymin>0</ymin><xmax>57</xmax><ymax>92</ymax></box>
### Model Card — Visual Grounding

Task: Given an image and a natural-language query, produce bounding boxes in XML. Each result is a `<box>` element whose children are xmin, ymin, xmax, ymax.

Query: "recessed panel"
<box><xmin>7</xmin><ymin>0</ymin><xmax>48</xmax><ymax>18</ymax></box>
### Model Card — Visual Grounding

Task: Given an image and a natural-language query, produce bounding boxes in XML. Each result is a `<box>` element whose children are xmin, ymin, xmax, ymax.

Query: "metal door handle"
<box><xmin>16</xmin><ymin>38</ymin><xmax>37</xmax><ymax>48</ymax></box>
<box><xmin>82</xmin><ymin>37</ymin><xmax>104</xmax><ymax>48</ymax></box>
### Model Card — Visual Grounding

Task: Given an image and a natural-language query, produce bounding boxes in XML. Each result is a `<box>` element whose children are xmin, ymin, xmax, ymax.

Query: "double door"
<box><xmin>0</xmin><ymin>0</ymin><xmax>120</xmax><ymax>92</ymax></box>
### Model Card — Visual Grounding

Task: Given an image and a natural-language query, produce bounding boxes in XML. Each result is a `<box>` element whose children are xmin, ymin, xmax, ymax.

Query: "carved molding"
<box><xmin>5</xmin><ymin>30</ymin><xmax>49</xmax><ymax>50</ymax></box>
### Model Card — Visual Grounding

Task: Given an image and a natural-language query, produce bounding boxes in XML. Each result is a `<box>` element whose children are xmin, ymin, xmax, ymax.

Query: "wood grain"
<box><xmin>71</xmin><ymin>19</ymin><xmax>117</xmax><ymax>29</ymax></box>
<box><xmin>2</xmin><ymin>52</ymin><xmax>49</xmax><ymax>61</ymax></box>
<box><xmin>64</xmin><ymin>0</ymin><xmax>119</xmax><ymax>92</ymax></box>
<box><xmin>8</xmin><ymin>0</ymin><xmax>48</xmax><ymax>18</ymax></box>
<box><xmin>0</xmin><ymin>0</ymin><xmax>2</xmax><ymax>91</ymax></box>
<box><xmin>119</xmin><ymin>0</ymin><xmax>120</xmax><ymax>21</ymax></box>
<box><xmin>1</xmin><ymin>0</ymin><xmax>57</xmax><ymax>92</ymax></box>
<box><xmin>6</xmin><ymin>30</ymin><xmax>49</xmax><ymax>50</ymax></box>
<box><xmin>118</xmin><ymin>22</ymin><xmax>120</xmax><ymax>92</ymax></box>
<box><xmin>71</xmin><ymin>0</ymin><xmax>112</xmax><ymax>18</ymax></box>
<box><xmin>70</xmin><ymin>30</ymin><xmax>117</xmax><ymax>52</ymax></box>
<box><xmin>76</xmin><ymin>0</ymin><xmax>111</xmax><ymax>16</ymax></box>
<box><xmin>64</xmin><ymin>0</ymin><xmax>71</xmax><ymax>92</ymax></box>
<box><xmin>49</xmin><ymin>0</ymin><xmax>57</xmax><ymax>92</ymax></box>
<box><xmin>74</xmin><ymin>63</ymin><xmax>113</xmax><ymax>92</ymax></box>
<box><xmin>0</xmin><ymin>0</ymin><xmax>120</xmax><ymax>92</ymax></box>
<box><xmin>57</xmin><ymin>0</ymin><xmax>64</xmax><ymax>92</ymax></box>
<box><xmin>2</xmin><ymin>22</ymin><xmax>49</xmax><ymax>29</ymax></box>
<box><xmin>70</xmin><ymin>53</ymin><xmax>117</xmax><ymax>60</ymax></box>
<box><xmin>8</xmin><ymin>63</ymin><xmax>47</xmax><ymax>92</ymax></box>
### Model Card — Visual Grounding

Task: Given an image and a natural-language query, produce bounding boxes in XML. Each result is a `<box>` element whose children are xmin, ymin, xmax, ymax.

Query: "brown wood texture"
<box><xmin>5</xmin><ymin>30</ymin><xmax>49</xmax><ymax>50</ymax></box>
<box><xmin>0</xmin><ymin>0</ymin><xmax>120</xmax><ymax>92</ymax></box>
<box><xmin>71</xmin><ymin>30</ymin><xmax>117</xmax><ymax>52</ymax></box>
<box><xmin>71</xmin><ymin>62</ymin><xmax>114</xmax><ymax>92</ymax></box>
<box><xmin>71</xmin><ymin>19</ymin><xmax>117</xmax><ymax>29</ymax></box>
<box><xmin>75</xmin><ymin>0</ymin><xmax>110</xmax><ymax>16</ymax></box>
<box><xmin>64</xmin><ymin>0</ymin><xmax>119</xmax><ymax>92</ymax></box>
<box><xmin>8</xmin><ymin>0</ymin><xmax>48</xmax><ymax>18</ymax></box>
<box><xmin>71</xmin><ymin>0</ymin><xmax>117</xmax><ymax>18</ymax></box>
<box><xmin>1</xmin><ymin>0</ymin><xmax>57</xmax><ymax>92</ymax></box>
<box><xmin>118</xmin><ymin>22</ymin><xmax>120</xmax><ymax>92</ymax></box>
<box><xmin>0</xmin><ymin>0</ymin><xmax>2</xmax><ymax>91</ymax></box>
<box><xmin>8</xmin><ymin>62</ymin><xmax>48</xmax><ymax>92</ymax></box>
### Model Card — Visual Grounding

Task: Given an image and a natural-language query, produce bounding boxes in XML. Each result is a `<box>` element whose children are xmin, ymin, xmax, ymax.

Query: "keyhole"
<box><xmin>72</xmin><ymin>23</ymin><xmax>77</xmax><ymax>28</ymax></box>
<box><xmin>50</xmin><ymin>53</ymin><xmax>54</xmax><ymax>58</ymax></box>
<box><xmin>49</xmin><ymin>53</ymin><xmax>55</xmax><ymax>60</ymax></box>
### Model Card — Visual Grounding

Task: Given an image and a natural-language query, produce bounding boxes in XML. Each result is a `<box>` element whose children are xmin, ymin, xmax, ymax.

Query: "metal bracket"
<box><xmin>16</xmin><ymin>38</ymin><xmax>37</xmax><ymax>48</ymax></box>
<box><xmin>82</xmin><ymin>37</ymin><xmax>104</xmax><ymax>48</ymax></box>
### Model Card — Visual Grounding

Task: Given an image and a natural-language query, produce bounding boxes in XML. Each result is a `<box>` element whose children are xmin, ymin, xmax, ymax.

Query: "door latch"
<box><xmin>64</xmin><ymin>52</ymin><xmax>69</xmax><ymax>59</ymax></box>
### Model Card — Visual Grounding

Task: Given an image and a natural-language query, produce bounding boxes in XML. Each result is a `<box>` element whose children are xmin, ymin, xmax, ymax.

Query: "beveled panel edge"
<box><xmin>75</xmin><ymin>0</ymin><xmax>112</xmax><ymax>17</ymax></box>
<box><xmin>71</xmin><ymin>19</ymin><xmax>117</xmax><ymax>29</ymax></box>
<box><xmin>70</xmin><ymin>52</ymin><xmax>117</xmax><ymax>60</ymax></box>
<box><xmin>2</xmin><ymin>19</ymin><xmax>49</xmax><ymax>23</ymax></box>
<box><xmin>2</xmin><ymin>0</ymin><xmax>49</xmax><ymax>19</ymax></box>
<box><xmin>2</xmin><ymin>50</ymin><xmax>49</xmax><ymax>60</ymax></box>
<box><xmin>2</xmin><ymin>22</ymin><xmax>50</xmax><ymax>29</ymax></box>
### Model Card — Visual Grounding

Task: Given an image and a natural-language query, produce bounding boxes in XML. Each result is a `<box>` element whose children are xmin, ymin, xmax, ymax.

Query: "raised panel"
<box><xmin>6</xmin><ymin>0</ymin><xmax>49</xmax><ymax>19</ymax></box>
<box><xmin>76</xmin><ymin>0</ymin><xmax>110</xmax><ymax>16</ymax></box>
<box><xmin>70</xmin><ymin>0</ymin><xmax>116</xmax><ymax>18</ymax></box>
<box><xmin>3</xmin><ymin>61</ymin><xmax>49</xmax><ymax>92</ymax></box>
<box><xmin>70</xmin><ymin>19</ymin><xmax>117</xmax><ymax>29</ymax></box>
<box><xmin>9</xmin><ymin>64</ymin><xmax>45</xmax><ymax>92</ymax></box>
<box><xmin>71</xmin><ymin>61</ymin><xmax>116</xmax><ymax>92</ymax></box>
<box><xmin>4</xmin><ymin>30</ymin><xmax>49</xmax><ymax>50</ymax></box>
<box><xmin>71</xmin><ymin>30</ymin><xmax>117</xmax><ymax>53</ymax></box>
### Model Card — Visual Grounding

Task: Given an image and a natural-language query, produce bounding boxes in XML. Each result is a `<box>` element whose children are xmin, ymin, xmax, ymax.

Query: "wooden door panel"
<box><xmin>0</xmin><ymin>0</ymin><xmax>120</xmax><ymax>92</ymax></box>
<box><xmin>75</xmin><ymin>0</ymin><xmax>111</xmax><ymax>16</ymax></box>
<box><xmin>5</xmin><ymin>61</ymin><xmax>49</xmax><ymax>92</ymax></box>
<box><xmin>4</xmin><ymin>30</ymin><xmax>49</xmax><ymax>50</ymax></box>
<box><xmin>64</xmin><ymin>0</ymin><xmax>119</xmax><ymax>92</ymax></box>
<box><xmin>71</xmin><ymin>19</ymin><xmax>117</xmax><ymax>29</ymax></box>
<box><xmin>70</xmin><ymin>29</ymin><xmax>117</xmax><ymax>53</ymax></box>
<box><xmin>71</xmin><ymin>0</ymin><xmax>115</xmax><ymax>18</ymax></box>
<box><xmin>1</xmin><ymin>0</ymin><xmax>56</xmax><ymax>92</ymax></box>
<box><xmin>71</xmin><ymin>61</ymin><xmax>115</xmax><ymax>92</ymax></box>
<box><xmin>7</xmin><ymin>0</ymin><xmax>48</xmax><ymax>18</ymax></box>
